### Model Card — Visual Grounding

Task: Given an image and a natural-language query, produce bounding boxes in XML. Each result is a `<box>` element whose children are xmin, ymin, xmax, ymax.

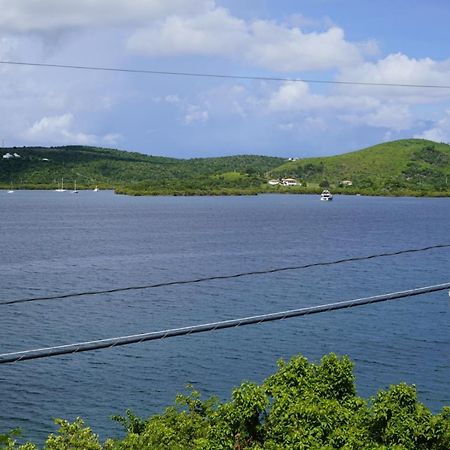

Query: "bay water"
<box><xmin>0</xmin><ymin>191</ymin><xmax>449</xmax><ymax>443</ymax></box>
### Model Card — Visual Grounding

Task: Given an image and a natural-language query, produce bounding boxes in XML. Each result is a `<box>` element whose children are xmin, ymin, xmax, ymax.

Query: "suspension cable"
<box><xmin>2</xmin><ymin>60</ymin><xmax>450</xmax><ymax>89</ymax></box>
<box><xmin>2</xmin><ymin>243</ymin><xmax>450</xmax><ymax>307</ymax></box>
<box><xmin>1</xmin><ymin>281</ymin><xmax>448</xmax><ymax>364</ymax></box>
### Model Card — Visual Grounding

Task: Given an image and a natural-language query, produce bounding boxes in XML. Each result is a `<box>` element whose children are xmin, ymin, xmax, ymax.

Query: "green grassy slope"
<box><xmin>270</xmin><ymin>139</ymin><xmax>450</xmax><ymax>193</ymax></box>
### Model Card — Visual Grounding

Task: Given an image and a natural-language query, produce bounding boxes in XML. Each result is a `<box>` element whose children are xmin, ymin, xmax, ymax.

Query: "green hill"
<box><xmin>1</xmin><ymin>139</ymin><xmax>450</xmax><ymax>196</ymax></box>
<box><xmin>0</xmin><ymin>146</ymin><xmax>284</xmax><ymax>195</ymax></box>
<box><xmin>270</xmin><ymin>139</ymin><xmax>450</xmax><ymax>194</ymax></box>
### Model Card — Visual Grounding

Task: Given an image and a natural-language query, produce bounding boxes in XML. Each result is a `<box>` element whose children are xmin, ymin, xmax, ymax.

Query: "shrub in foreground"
<box><xmin>2</xmin><ymin>353</ymin><xmax>449</xmax><ymax>449</ymax></box>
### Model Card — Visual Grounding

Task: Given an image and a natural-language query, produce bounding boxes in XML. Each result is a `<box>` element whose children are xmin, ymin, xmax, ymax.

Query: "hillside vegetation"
<box><xmin>270</xmin><ymin>139</ymin><xmax>450</xmax><ymax>195</ymax></box>
<box><xmin>0</xmin><ymin>146</ymin><xmax>283</xmax><ymax>195</ymax></box>
<box><xmin>2</xmin><ymin>353</ymin><xmax>449</xmax><ymax>449</ymax></box>
<box><xmin>1</xmin><ymin>139</ymin><xmax>450</xmax><ymax>196</ymax></box>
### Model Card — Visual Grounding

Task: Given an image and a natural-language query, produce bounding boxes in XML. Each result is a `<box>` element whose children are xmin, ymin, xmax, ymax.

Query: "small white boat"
<box><xmin>55</xmin><ymin>178</ymin><xmax>66</xmax><ymax>192</ymax></box>
<box><xmin>7</xmin><ymin>182</ymin><xmax>14</xmax><ymax>193</ymax></box>
<box><xmin>320</xmin><ymin>189</ymin><xmax>333</xmax><ymax>201</ymax></box>
<box><xmin>93</xmin><ymin>186</ymin><xmax>99</xmax><ymax>192</ymax></box>
<box><xmin>72</xmin><ymin>181</ymin><xmax>78</xmax><ymax>194</ymax></box>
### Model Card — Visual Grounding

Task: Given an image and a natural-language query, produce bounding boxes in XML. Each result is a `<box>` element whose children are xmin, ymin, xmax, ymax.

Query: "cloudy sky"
<box><xmin>1</xmin><ymin>0</ymin><xmax>450</xmax><ymax>158</ymax></box>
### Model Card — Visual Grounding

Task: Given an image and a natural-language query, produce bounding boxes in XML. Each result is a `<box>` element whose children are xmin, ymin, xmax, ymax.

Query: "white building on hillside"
<box><xmin>281</xmin><ymin>178</ymin><xmax>300</xmax><ymax>186</ymax></box>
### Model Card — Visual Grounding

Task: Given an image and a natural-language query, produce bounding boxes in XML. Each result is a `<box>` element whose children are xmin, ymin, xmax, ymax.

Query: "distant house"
<box><xmin>42</xmin><ymin>158</ymin><xmax>49</xmax><ymax>161</ymax></box>
<box><xmin>13</xmin><ymin>153</ymin><xmax>21</xmax><ymax>158</ymax></box>
<box><xmin>281</xmin><ymin>178</ymin><xmax>300</xmax><ymax>186</ymax></box>
<box><xmin>2</xmin><ymin>152</ymin><xmax>13</xmax><ymax>159</ymax></box>
<box><xmin>340</xmin><ymin>180</ymin><xmax>353</xmax><ymax>187</ymax></box>
<box><xmin>268</xmin><ymin>177</ymin><xmax>302</xmax><ymax>186</ymax></box>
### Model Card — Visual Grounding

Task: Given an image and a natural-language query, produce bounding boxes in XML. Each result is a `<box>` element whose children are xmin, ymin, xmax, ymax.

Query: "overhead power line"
<box><xmin>2</xmin><ymin>243</ymin><xmax>450</xmax><ymax>307</ymax></box>
<box><xmin>1</xmin><ymin>60</ymin><xmax>450</xmax><ymax>89</ymax></box>
<box><xmin>1</xmin><ymin>281</ymin><xmax>449</xmax><ymax>364</ymax></box>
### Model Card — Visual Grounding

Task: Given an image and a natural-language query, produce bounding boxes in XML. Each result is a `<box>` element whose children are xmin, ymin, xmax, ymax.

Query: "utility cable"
<box><xmin>0</xmin><ymin>281</ymin><xmax>449</xmax><ymax>364</ymax></box>
<box><xmin>1</xmin><ymin>60</ymin><xmax>450</xmax><ymax>89</ymax></box>
<box><xmin>1</xmin><ymin>243</ymin><xmax>450</xmax><ymax>307</ymax></box>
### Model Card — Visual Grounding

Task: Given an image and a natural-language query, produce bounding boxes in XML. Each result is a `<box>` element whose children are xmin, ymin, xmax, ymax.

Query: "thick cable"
<box><xmin>0</xmin><ymin>281</ymin><xmax>448</xmax><ymax>364</ymax></box>
<box><xmin>2</xmin><ymin>243</ymin><xmax>450</xmax><ymax>307</ymax></box>
<box><xmin>1</xmin><ymin>60</ymin><xmax>450</xmax><ymax>89</ymax></box>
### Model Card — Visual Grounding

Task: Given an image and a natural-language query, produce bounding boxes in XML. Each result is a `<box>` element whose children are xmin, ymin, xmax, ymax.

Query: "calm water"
<box><xmin>0</xmin><ymin>191</ymin><xmax>449</xmax><ymax>443</ymax></box>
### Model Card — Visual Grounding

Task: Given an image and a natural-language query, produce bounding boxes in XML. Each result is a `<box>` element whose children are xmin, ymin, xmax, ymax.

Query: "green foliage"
<box><xmin>43</xmin><ymin>418</ymin><xmax>112</xmax><ymax>450</ymax></box>
<box><xmin>0</xmin><ymin>146</ymin><xmax>283</xmax><ymax>193</ymax></box>
<box><xmin>4</xmin><ymin>353</ymin><xmax>449</xmax><ymax>449</ymax></box>
<box><xmin>262</xmin><ymin>354</ymin><xmax>362</xmax><ymax>449</ymax></box>
<box><xmin>412</xmin><ymin>144</ymin><xmax>449</xmax><ymax>166</ymax></box>
<box><xmin>116</xmin><ymin>389</ymin><xmax>215</xmax><ymax>450</ymax></box>
<box><xmin>112</xmin><ymin>410</ymin><xmax>146</xmax><ymax>435</ymax></box>
<box><xmin>0</xmin><ymin>429</ymin><xmax>37</xmax><ymax>450</ymax></box>
<box><xmin>2</xmin><ymin>139</ymin><xmax>450</xmax><ymax>196</ymax></box>
<box><xmin>270</xmin><ymin>139</ymin><xmax>450</xmax><ymax>196</ymax></box>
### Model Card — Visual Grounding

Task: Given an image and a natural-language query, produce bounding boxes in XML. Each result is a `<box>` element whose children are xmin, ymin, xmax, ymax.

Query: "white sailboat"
<box><xmin>55</xmin><ymin>178</ymin><xmax>66</xmax><ymax>192</ymax></box>
<box><xmin>72</xmin><ymin>181</ymin><xmax>78</xmax><ymax>194</ymax></box>
<box><xmin>93</xmin><ymin>186</ymin><xmax>99</xmax><ymax>192</ymax></box>
<box><xmin>7</xmin><ymin>182</ymin><xmax>14</xmax><ymax>193</ymax></box>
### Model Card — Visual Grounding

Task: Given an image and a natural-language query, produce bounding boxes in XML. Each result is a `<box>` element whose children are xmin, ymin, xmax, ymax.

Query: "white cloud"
<box><xmin>268</xmin><ymin>81</ymin><xmax>315</xmax><ymax>111</ymax></box>
<box><xmin>0</xmin><ymin>36</ymin><xmax>18</xmax><ymax>59</ymax></box>
<box><xmin>258</xmin><ymin>53</ymin><xmax>450</xmax><ymax>134</ymax></box>
<box><xmin>24</xmin><ymin>113</ymin><xmax>118</xmax><ymax>145</ymax></box>
<box><xmin>2</xmin><ymin>2</ymin><xmax>450</xmax><ymax>154</ymax></box>
<box><xmin>284</xmin><ymin>13</ymin><xmax>334</xmax><ymax>30</ymax></box>
<box><xmin>278</xmin><ymin>122</ymin><xmax>295</xmax><ymax>131</ymax></box>
<box><xmin>278</xmin><ymin>117</ymin><xmax>327</xmax><ymax>133</ymax></box>
<box><xmin>340</xmin><ymin>104</ymin><xmax>413</xmax><ymax>131</ymax></box>
<box><xmin>184</xmin><ymin>105</ymin><xmax>209</xmax><ymax>125</ymax></box>
<box><xmin>267</xmin><ymin>81</ymin><xmax>378</xmax><ymax>113</ymax></box>
<box><xmin>303</xmin><ymin>116</ymin><xmax>328</xmax><ymax>131</ymax></box>
<box><xmin>128</xmin><ymin>7</ymin><xmax>247</xmax><ymax>56</ymax></box>
<box><xmin>25</xmin><ymin>114</ymin><xmax>94</xmax><ymax>144</ymax></box>
<box><xmin>127</xmin><ymin>7</ymin><xmax>369</xmax><ymax>72</ymax></box>
<box><xmin>194</xmin><ymin>84</ymin><xmax>251</xmax><ymax>118</ymax></box>
<box><xmin>337</xmin><ymin>53</ymin><xmax>450</xmax><ymax>102</ymax></box>
<box><xmin>0</xmin><ymin>1</ymin><xmax>370</xmax><ymax>73</ymax></box>
<box><xmin>102</xmin><ymin>133</ymin><xmax>122</xmax><ymax>146</ymax></box>
<box><xmin>414</xmin><ymin>110</ymin><xmax>450</xmax><ymax>143</ymax></box>
<box><xmin>170</xmin><ymin>79</ymin><xmax>416</xmax><ymax>134</ymax></box>
<box><xmin>245</xmin><ymin>22</ymin><xmax>363</xmax><ymax>71</ymax></box>
<box><xmin>262</xmin><ymin>80</ymin><xmax>414</xmax><ymax>131</ymax></box>
<box><xmin>0</xmin><ymin>0</ymin><xmax>212</xmax><ymax>32</ymax></box>
<box><xmin>165</xmin><ymin>94</ymin><xmax>181</xmax><ymax>104</ymax></box>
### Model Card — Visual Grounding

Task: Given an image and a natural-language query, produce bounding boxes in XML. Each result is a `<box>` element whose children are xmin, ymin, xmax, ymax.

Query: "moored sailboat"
<box><xmin>55</xmin><ymin>178</ymin><xmax>66</xmax><ymax>192</ymax></box>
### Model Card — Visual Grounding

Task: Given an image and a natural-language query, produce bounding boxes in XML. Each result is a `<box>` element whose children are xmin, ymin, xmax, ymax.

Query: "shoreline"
<box><xmin>3</xmin><ymin>186</ymin><xmax>450</xmax><ymax>198</ymax></box>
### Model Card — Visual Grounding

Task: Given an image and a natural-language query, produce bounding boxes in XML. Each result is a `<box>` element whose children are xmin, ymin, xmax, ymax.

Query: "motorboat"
<box><xmin>320</xmin><ymin>189</ymin><xmax>333</xmax><ymax>201</ymax></box>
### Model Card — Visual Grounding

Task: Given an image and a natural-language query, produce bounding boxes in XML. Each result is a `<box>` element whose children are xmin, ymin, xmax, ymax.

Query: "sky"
<box><xmin>1</xmin><ymin>0</ymin><xmax>450</xmax><ymax>158</ymax></box>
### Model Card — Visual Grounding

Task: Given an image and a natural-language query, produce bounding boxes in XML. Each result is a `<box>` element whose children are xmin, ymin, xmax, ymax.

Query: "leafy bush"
<box><xmin>2</xmin><ymin>353</ymin><xmax>449</xmax><ymax>449</ymax></box>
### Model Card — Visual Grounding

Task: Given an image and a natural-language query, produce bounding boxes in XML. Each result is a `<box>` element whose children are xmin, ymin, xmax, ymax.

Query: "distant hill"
<box><xmin>0</xmin><ymin>145</ymin><xmax>284</xmax><ymax>194</ymax></box>
<box><xmin>1</xmin><ymin>139</ymin><xmax>449</xmax><ymax>196</ymax></box>
<box><xmin>269</xmin><ymin>139</ymin><xmax>450</xmax><ymax>194</ymax></box>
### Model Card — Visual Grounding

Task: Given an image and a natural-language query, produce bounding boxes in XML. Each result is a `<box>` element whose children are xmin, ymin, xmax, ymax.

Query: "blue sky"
<box><xmin>1</xmin><ymin>0</ymin><xmax>450</xmax><ymax>158</ymax></box>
